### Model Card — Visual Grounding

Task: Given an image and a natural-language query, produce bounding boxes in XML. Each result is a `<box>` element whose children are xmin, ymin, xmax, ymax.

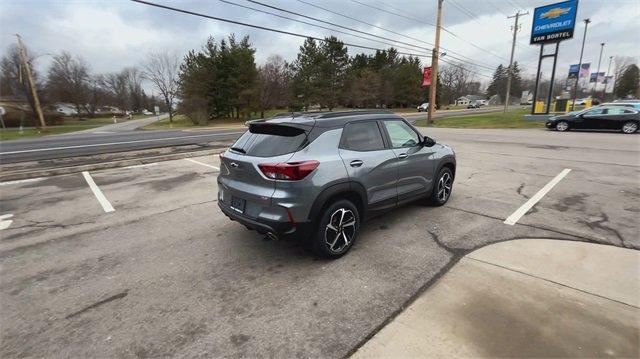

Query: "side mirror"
<box><xmin>423</xmin><ymin>136</ymin><xmax>436</xmax><ymax>147</ymax></box>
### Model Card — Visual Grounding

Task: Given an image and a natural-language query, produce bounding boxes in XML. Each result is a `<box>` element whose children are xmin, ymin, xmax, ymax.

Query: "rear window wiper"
<box><xmin>230</xmin><ymin>147</ymin><xmax>246</xmax><ymax>154</ymax></box>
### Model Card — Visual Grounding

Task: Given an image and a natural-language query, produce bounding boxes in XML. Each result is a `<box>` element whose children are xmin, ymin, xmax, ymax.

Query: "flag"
<box><xmin>568</xmin><ymin>63</ymin><xmax>590</xmax><ymax>79</ymax></box>
<box><xmin>589</xmin><ymin>72</ymin><xmax>605</xmax><ymax>83</ymax></box>
<box><xmin>579</xmin><ymin>63</ymin><xmax>590</xmax><ymax>78</ymax></box>
<box><xmin>422</xmin><ymin>67</ymin><xmax>432</xmax><ymax>87</ymax></box>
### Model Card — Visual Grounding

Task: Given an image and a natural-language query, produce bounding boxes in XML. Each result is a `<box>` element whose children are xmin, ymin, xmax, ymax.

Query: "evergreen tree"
<box><xmin>318</xmin><ymin>36</ymin><xmax>349</xmax><ymax>110</ymax></box>
<box><xmin>291</xmin><ymin>38</ymin><xmax>322</xmax><ymax>110</ymax></box>
<box><xmin>487</xmin><ymin>64</ymin><xmax>506</xmax><ymax>98</ymax></box>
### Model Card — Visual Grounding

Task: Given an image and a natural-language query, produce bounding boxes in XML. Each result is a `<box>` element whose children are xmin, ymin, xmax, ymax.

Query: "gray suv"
<box><xmin>218</xmin><ymin>110</ymin><xmax>456</xmax><ymax>258</ymax></box>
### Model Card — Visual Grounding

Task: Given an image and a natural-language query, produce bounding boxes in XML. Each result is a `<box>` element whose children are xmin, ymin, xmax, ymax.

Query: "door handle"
<box><xmin>350</xmin><ymin>160</ymin><xmax>363</xmax><ymax>167</ymax></box>
<box><xmin>398</xmin><ymin>153</ymin><xmax>408</xmax><ymax>159</ymax></box>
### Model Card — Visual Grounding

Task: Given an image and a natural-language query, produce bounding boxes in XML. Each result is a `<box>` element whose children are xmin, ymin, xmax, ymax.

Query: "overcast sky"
<box><xmin>1</xmin><ymin>0</ymin><xmax>639</xmax><ymax>87</ymax></box>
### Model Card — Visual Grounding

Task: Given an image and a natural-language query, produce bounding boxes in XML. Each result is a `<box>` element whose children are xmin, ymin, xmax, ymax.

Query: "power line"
<box><xmin>504</xmin><ymin>0</ymin><xmax>523</xmax><ymax>11</ymax></box>
<box><xmin>130</xmin><ymin>0</ymin><xmax>430</xmax><ymax>58</ymax></box>
<box><xmin>246</xmin><ymin>0</ymin><xmax>434</xmax><ymax>54</ymax></box>
<box><xmin>349</xmin><ymin>0</ymin><xmax>509</xmax><ymax>61</ymax></box>
<box><xmin>448</xmin><ymin>0</ymin><xmax>482</xmax><ymax>24</ymax></box>
<box><xmin>486</xmin><ymin>0</ymin><xmax>510</xmax><ymax>17</ymax></box>
<box><xmin>295</xmin><ymin>0</ymin><xmax>496</xmax><ymax>70</ymax></box>
<box><xmin>218</xmin><ymin>0</ymin><xmax>433</xmax><ymax>55</ymax></box>
<box><xmin>130</xmin><ymin>0</ymin><xmax>494</xmax><ymax>80</ymax></box>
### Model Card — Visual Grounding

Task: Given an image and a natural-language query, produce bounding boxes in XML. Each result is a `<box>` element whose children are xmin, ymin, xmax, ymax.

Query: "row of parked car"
<box><xmin>546</xmin><ymin>100</ymin><xmax>640</xmax><ymax>134</ymax></box>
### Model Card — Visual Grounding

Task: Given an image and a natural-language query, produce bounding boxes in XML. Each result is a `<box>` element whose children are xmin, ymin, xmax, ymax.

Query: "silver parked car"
<box><xmin>217</xmin><ymin>110</ymin><xmax>456</xmax><ymax>258</ymax></box>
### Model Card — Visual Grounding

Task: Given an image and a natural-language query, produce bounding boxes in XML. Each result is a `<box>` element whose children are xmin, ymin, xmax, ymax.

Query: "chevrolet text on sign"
<box><xmin>530</xmin><ymin>0</ymin><xmax>579</xmax><ymax>44</ymax></box>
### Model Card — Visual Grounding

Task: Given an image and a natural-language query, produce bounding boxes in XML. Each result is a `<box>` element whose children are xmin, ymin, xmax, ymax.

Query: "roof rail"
<box><xmin>315</xmin><ymin>109</ymin><xmax>394</xmax><ymax>119</ymax></box>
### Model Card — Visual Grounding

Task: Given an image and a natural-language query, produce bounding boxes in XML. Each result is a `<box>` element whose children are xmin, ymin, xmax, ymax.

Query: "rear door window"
<box><xmin>341</xmin><ymin>121</ymin><xmax>386</xmax><ymax>151</ymax></box>
<box><xmin>231</xmin><ymin>125</ymin><xmax>308</xmax><ymax>157</ymax></box>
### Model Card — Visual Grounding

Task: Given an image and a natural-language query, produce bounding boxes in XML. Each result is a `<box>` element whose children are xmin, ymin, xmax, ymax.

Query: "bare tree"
<box><xmin>143</xmin><ymin>51</ymin><xmax>179</xmax><ymax>122</ymax></box>
<box><xmin>104</xmin><ymin>71</ymin><xmax>129</xmax><ymax>114</ymax></box>
<box><xmin>125</xmin><ymin>67</ymin><xmax>145</xmax><ymax>112</ymax></box>
<box><xmin>613</xmin><ymin>56</ymin><xmax>636</xmax><ymax>90</ymax></box>
<box><xmin>0</xmin><ymin>45</ymin><xmax>43</xmax><ymax>123</ymax></box>
<box><xmin>46</xmin><ymin>51</ymin><xmax>90</xmax><ymax>117</ymax></box>
<box><xmin>257</xmin><ymin>55</ymin><xmax>290</xmax><ymax>117</ymax></box>
<box><xmin>439</xmin><ymin>64</ymin><xmax>473</xmax><ymax>105</ymax></box>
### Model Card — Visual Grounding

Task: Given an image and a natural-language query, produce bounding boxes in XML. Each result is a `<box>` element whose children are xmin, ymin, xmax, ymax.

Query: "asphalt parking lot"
<box><xmin>1</xmin><ymin>127</ymin><xmax>638</xmax><ymax>357</ymax></box>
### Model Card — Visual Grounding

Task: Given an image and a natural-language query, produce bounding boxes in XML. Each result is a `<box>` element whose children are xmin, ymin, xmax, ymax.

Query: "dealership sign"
<box><xmin>530</xmin><ymin>0</ymin><xmax>578</xmax><ymax>44</ymax></box>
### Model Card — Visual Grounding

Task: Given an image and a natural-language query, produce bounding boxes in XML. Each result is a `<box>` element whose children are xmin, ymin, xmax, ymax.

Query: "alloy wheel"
<box><xmin>556</xmin><ymin>121</ymin><xmax>569</xmax><ymax>131</ymax></box>
<box><xmin>437</xmin><ymin>172</ymin><xmax>452</xmax><ymax>202</ymax></box>
<box><xmin>324</xmin><ymin>208</ymin><xmax>356</xmax><ymax>253</ymax></box>
<box><xmin>622</xmin><ymin>122</ymin><xmax>638</xmax><ymax>134</ymax></box>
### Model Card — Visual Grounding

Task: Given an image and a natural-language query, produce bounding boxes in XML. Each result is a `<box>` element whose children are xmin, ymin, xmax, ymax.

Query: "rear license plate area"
<box><xmin>230</xmin><ymin>196</ymin><xmax>246</xmax><ymax>213</ymax></box>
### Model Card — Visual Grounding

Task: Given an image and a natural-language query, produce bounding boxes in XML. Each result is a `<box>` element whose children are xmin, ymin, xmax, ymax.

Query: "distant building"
<box><xmin>455</xmin><ymin>95</ymin><xmax>486</xmax><ymax>105</ymax></box>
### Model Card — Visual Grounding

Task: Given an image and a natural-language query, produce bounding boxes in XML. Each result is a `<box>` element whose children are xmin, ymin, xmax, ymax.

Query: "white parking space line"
<box><xmin>504</xmin><ymin>168</ymin><xmax>571</xmax><ymax>226</ymax></box>
<box><xmin>185</xmin><ymin>158</ymin><xmax>219</xmax><ymax>170</ymax></box>
<box><xmin>0</xmin><ymin>177</ymin><xmax>45</xmax><ymax>186</ymax></box>
<box><xmin>82</xmin><ymin>171</ymin><xmax>115</xmax><ymax>213</ymax></box>
<box><xmin>0</xmin><ymin>213</ymin><xmax>14</xmax><ymax>230</ymax></box>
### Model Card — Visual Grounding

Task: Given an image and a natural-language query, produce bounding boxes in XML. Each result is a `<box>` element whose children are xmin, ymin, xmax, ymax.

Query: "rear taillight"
<box><xmin>258</xmin><ymin>160</ymin><xmax>320</xmax><ymax>180</ymax></box>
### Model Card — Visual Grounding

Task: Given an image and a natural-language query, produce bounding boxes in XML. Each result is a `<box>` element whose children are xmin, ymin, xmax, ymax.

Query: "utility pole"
<box><xmin>15</xmin><ymin>34</ymin><xmax>47</xmax><ymax>131</ymax></box>
<box><xmin>427</xmin><ymin>0</ymin><xmax>443</xmax><ymax>124</ymax></box>
<box><xmin>591</xmin><ymin>42</ymin><xmax>604</xmax><ymax>98</ymax></box>
<box><xmin>571</xmin><ymin>18</ymin><xmax>590</xmax><ymax>111</ymax></box>
<box><xmin>504</xmin><ymin>11</ymin><xmax>528</xmax><ymax>113</ymax></box>
<box><xmin>603</xmin><ymin>55</ymin><xmax>613</xmax><ymax>99</ymax></box>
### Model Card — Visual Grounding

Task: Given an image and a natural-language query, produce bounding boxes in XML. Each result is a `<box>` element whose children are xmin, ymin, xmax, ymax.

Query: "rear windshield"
<box><xmin>230</xmin><ymin>124</ymin><xmax>308</xmax><ymax>157</ymax></box>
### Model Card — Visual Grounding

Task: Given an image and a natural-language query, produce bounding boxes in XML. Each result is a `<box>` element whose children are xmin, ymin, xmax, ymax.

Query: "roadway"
<box><xmin>1</xmin><ymin>128</ymin><xmax>637</xmax><ymax>357</ymax></box>
<box><xmin>0</xmin><ymin>107</ymin><xmax>506</xmax><ymax>164</ymax></box>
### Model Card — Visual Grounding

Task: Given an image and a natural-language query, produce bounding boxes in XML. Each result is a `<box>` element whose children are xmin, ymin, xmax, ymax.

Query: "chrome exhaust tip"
<box><xmin>266</xmin><ymin>232</ymin><xmax>279</xmax><ymax>241</ymax></box>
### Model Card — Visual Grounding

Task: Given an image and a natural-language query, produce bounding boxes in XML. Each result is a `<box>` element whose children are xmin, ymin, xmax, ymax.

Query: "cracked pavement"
<box><xmin>0</xmin><ymin>127</ymin><xmax>638</xmax><ymax>357</ymax></box>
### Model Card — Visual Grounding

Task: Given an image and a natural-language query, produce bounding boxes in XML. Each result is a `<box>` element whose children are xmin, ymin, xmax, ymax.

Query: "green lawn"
<box><xmin>140</xmin><ymin>110</ymin><xmax>294</xmax><ymax>130</ymax></box>
<box><xmin>414</xmin><ymin>109</ymin><xmax>545</xmax><ymax>129</ymax></box>
<box><xmin>0</xmin><ymin>125</ymin><xmax>102</xmax><ymax>141</ymax></box>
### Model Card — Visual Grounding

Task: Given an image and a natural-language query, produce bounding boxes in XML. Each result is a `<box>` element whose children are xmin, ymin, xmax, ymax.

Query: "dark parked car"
<box><xmin>546</xmin><ymin>106</ymin><xmax>639</xmax><ymax>134</ymax></box>
<box><xmin>218</xmin><ymin>110</ymin><xmax>456</xmax><ymax>258</ymax></box>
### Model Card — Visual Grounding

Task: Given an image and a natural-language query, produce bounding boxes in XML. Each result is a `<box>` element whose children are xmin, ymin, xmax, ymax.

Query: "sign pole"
<box><xmin>591</xmin><ymin>42</ymin><xmax>604</xmax><ymax>99</ymax></box>
<box><xmin>571</xmin><ymin>18</ymin><xmax>590</xmax><ymax>111</ymax></box>
<box><xmin>531</xmin><ymin>45</ymin><xmax>544</xmax><ymax>115</ymax></box>
<box><xmin>545</xmin><ymin>42</ymin><xmax>560</xmax><ymax>113</ymax></box>
<box><xmin>603</xmin><ymin>56</ymin><xmax>613</xmax><ymax>99</ymax></box>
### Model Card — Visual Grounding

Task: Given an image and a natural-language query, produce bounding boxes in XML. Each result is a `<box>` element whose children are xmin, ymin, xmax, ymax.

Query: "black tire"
<box><xmin>621</xmin><ymin>121</ymin><xmax>638</xmax><ymax>134</ymax></box>
<box><xmin>555</xmin><ymin>121</ymin><xmax>570</xmax><ymax>132</ymax></box>
<box><xmin>427</xmin><ymin>167</ymin><xmax>454</xmax><ymax>206</ymax></box>
<box><xmin>312</xmin><ymin>199</ymin><xmax>360</xmax><ymax>259</ymax></box>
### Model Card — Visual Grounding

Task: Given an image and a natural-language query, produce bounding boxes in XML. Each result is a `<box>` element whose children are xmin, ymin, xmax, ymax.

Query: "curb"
<box><xmin>0</xmin><ymin>148</ymin><xmax>225</xmax><ymax>182</ymax></box>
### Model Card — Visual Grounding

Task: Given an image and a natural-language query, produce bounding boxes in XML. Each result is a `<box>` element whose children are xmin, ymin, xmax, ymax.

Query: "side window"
<box><xmin>624</xmin><ymin>109</ymin><xmax>638</xmax><ymax>114</ymax></box>
<box><xmin>607</xmin><ymin>107</ymin><xmax>625</xmax><ymax>115</ymax></box>
<box><xmin>341</xmin><ymin>121</ymin><xmax>385</xmax><ymax>151</ymax></box>
<box><xmin>383</xmin><ymin>120</ymin><xmax>420</xmax><ymax>148</ymax></box>
<box><xmin>584</xmin><ymin>108</ymin><xmax>604</xmax><ymax>116</ymax></box>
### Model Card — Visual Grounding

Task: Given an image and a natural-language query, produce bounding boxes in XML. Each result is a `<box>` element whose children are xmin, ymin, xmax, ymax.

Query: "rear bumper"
<box><xmin>218</xmin><ymin>201</ymin><xmax>313</xmax><ymax>241</ymax></box>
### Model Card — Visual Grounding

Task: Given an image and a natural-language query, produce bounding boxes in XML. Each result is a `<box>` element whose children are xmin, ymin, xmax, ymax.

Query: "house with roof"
<box><xmin>455</xmin><ymin>95</ymin><xmax>487</xmax><ymax>106</ymax></box>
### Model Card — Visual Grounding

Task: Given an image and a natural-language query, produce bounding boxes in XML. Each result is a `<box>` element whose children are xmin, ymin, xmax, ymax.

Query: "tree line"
<box><xmin>3</xmin><ymin>33</ymin><xmax>637</xmax><ymax>128</ymax></box>
<box><xmin>177</xmin><ymin>34</ymin><xmax>490</xmax><ymax>124</ymax></box>
<box><xmin>0</xmin><ymin>45</ymin><xmax>176</xmax><ymax>126</ymax></box>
